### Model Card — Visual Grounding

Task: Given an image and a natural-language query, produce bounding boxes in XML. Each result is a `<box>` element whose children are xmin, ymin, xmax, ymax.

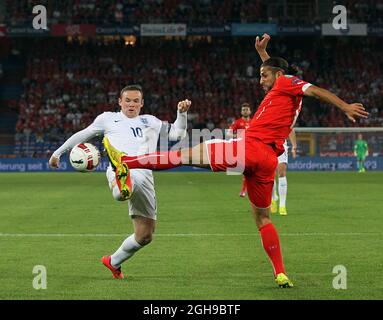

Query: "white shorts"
<box><xmin>278</xmin><ymin>145</ymin><xmax>289</xmax><ymax>164</ymax></box>
<box><xmin>106</xmin><ymin>166</ymin><xmax>157</xmax><ymax>220</ymax></box>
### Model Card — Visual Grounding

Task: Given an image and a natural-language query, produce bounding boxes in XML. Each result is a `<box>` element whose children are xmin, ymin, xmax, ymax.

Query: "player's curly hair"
<box><xmin>261</xmin><ymin>57</ymin><xmax>299</xmax><ymax>75</ymax></box>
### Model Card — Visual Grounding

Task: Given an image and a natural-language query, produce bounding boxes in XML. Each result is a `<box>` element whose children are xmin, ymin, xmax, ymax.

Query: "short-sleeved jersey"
<box><xmin>246</xmin><ymin>75</ymin><xmax>311</xmax><ymax>155</ymax></box>
<box><xmin>229</xmin><ymin>118</ymin><xmax>251</xmax><ymax>132</ymax></box>
<box><xmin>91</xmin><ymin>111</ymin><xmax>163</xmax><ymax>156</ymax></box>
<box><xmin>354</xmin><ymin>139</ymin><xmax>368</xmax><ymax>155</ymax></box>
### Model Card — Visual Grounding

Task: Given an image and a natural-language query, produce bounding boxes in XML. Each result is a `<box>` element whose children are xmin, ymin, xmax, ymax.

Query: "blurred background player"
<box><xmin>354</xmin><ymin>133</ymin><xmax>369</xmax><ymax>173</ymax></box>
<box><xmin>271</xmin><ymin>129</ymin><xmax>297</xmax><ymax>215</ymax></box>
<box><xmin>227</xmin><ymin>103</ymin><xmax>252</xmax><ymax>197</ymax></box>
<box><xmin>49</xmin><ymin>84</ymin><xmax>191</xmax><ymax>279</ymax></box>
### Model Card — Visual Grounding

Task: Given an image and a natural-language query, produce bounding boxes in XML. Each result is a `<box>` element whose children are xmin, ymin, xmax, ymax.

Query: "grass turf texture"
<box><xmin>0</xmin><ymin>172</ymin><xmax>382</xmax><ymax>300</ymax></box>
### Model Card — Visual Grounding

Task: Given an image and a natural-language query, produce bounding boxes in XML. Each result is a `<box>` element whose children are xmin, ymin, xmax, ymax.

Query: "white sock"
<box><xmin>110</xmin><ymin>234</ymin><xmax>143</xmax><ymax>268</ymax></box>
<box><xmin>278</xmin><ymin>176</ymin><xmax>287</xmax><ymax>208</ymax></box>
<box><xmin>272</xmin><ymin>178</ymin><xmax>278</xmax><ymax>201</ymax></box>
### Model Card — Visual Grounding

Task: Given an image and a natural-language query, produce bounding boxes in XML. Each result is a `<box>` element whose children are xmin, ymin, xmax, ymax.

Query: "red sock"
<box><xmin>121</xmin><ymin>151</ymin><xmax>182</xmax><ymax>170</ymax></box>
<box><xmin>259</xmin><ymin>223</ymin><xmax>285</xmax><ymax>276</ymax></box>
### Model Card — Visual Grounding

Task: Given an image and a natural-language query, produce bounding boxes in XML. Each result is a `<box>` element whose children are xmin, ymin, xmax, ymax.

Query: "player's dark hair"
<box><xmin>241</xmin><ymin>102</ymin><xmax>251</xmax><ymax>109</ymax></box>
<box><xmin>261</xmin><ymin>57</ymin><xmax>299</xmax><ymax>75</ymax></box>
<box><xmin>120</xmin><ymin>84</ymin><xmax>144</xmax><ymax>98</ymax></box>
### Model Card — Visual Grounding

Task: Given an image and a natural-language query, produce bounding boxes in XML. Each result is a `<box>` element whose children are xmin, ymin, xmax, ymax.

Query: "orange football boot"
<box><xmin>101</xmin><ymin>256</ymin><xmax>124</xmax><ymax>279</ymax></box>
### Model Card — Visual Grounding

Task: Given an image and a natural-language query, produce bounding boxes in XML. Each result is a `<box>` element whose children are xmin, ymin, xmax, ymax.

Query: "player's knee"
<box><xmin>253</xmin><ymin>207</ymin><xmax>271</xmax><ymax>228</ymax></box>
<box><xmin>256</xmin><ymin>208</ymin><xmax>270</xmax><ymax>220</ymax></box>
<box><xmin>135</xmin><ymin>233</ymin><xmax>153</xmax><ymax>246</ymax></box>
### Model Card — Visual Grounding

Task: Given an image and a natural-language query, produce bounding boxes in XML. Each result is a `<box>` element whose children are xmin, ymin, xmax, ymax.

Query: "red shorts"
<box><xmin>205</xmin><ymin>138</ymin><xmax>278</xmax><ymax>208</ymax></box>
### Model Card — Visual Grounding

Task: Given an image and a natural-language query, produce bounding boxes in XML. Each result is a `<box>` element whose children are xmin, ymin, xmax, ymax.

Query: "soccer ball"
<box><xmin>69</xmin><ymin>143</ymin><xmax>101</xmax><ymax>172</ymax></box>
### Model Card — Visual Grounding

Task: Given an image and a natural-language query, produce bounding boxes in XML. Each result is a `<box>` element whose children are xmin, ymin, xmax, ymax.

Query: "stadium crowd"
<box><xmin>10</xmin><ymin>36</ymin><xmax>383</xmax><ymax>157</ymax></box>
<box><xmin>2</xmin><ymin>0</ymin><xmax>383</xmax><ymax>25</ymax></box>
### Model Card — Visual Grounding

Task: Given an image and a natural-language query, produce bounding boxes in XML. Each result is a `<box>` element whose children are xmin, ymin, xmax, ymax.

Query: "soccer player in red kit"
<box><xmin>227</xmin><ymin>102</ymin><xmax>252</xmax><ymax>197</ymax></box>
<box><xmin>103</xmin><ymin>37</ymin><xmax>368</xmax><ymax>288</ymax></box>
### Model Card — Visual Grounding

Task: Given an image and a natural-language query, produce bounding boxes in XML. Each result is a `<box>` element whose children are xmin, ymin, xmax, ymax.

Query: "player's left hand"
<box><xmin>343</xmin><ymin>103</ymin><xmax>369</xmax><ymax>123</ymax></box>
<box><xmin>177</xmin><ymin>99</ymin><xmax>191</xmax><ymax>113</ymax></box>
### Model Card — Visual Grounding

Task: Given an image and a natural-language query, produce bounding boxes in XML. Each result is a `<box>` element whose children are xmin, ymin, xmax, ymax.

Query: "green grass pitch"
<box><xmin>0</xmin><ymin>171</ymin><xmax>382</xmax><ymax>300</ymax></box>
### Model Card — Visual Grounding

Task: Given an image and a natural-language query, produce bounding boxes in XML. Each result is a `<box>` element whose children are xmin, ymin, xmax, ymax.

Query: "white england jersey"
<box><xmin>53</xmin><ymin>111</ymin><xmax>163</xmax><ymax>158</ymax></box>
<box><xmin>91</xmin><ymin>111</ymin><xmax>163</xmax><ymax>156</ymax></box>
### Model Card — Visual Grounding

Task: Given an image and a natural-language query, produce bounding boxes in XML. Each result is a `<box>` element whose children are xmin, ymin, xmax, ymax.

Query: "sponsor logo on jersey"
<box><xmin>140</xmin><ymin>118</ymin><xmax>149</xmax><ymax>125</ymax></box>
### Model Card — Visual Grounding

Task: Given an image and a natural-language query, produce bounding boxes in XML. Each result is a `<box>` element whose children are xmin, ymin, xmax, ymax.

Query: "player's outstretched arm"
<box><xmin>48</xmin><ymin>126</ymin><xmax>101</xmax><ymax>169</ymax></box>
<box><xmin>168</xmin><ymin>99</ymin><xmax>191</xmax><ymax>141</ymax></box>
<box><xmin>255</xmin><ymin>33</ymin><xmax>271</xmax><ymax>62</ymax></box>
<box><xmin>304</xmin><ymin>85</ymin><xmax>369</xmax><ymax>123</ymax></box>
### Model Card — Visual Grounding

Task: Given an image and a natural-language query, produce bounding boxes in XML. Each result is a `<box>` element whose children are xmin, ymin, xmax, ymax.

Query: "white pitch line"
<box><xmin>0</xmin><ymin>232</ymin><xmax>381</xmax><ymax>237</ymax></box>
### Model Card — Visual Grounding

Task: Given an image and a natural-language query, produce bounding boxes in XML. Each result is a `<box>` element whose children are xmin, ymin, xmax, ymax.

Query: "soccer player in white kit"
<box><xmin>49</xmin><ymin>85</ymin><xmax>191</xmax><ymax>279</ymax></box>
<box><xmin>271</xmin><ymin>129</ymin><xmax>297</xmax><ymax>215</ymax></box>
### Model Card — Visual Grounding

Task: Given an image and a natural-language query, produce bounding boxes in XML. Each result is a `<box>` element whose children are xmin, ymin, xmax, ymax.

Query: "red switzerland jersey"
<box><xmin>229</xmin><ymin>118</ymin><xmax>251</xmax><ymax>132</ymax></box>
<box><xmin>246</xmin><ymin>75</ymin><xmax>311</xmax><ymax>155</ymax></box>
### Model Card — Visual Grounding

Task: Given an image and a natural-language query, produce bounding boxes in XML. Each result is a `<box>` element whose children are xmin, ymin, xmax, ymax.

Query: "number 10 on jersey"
<box><xmin>130</xmin><ymin>127</ymin><xmax>143</xmax><ymax>138</ymax></box>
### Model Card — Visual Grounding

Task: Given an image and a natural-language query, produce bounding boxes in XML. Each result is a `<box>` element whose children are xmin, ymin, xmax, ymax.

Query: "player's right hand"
<box><xmin>177</xmin><ymin>99</ymin><xmax>191</xmax><ymax>113</ymax></box>
<box><xmin>255</xmin><ymin>33</ymin><xmax>271</xmax><ymax>52</ymax></box>
<box><xmin>49</xmin><ymin>155</ymin><xmax>60</xmax><ymax>169</ymax></box>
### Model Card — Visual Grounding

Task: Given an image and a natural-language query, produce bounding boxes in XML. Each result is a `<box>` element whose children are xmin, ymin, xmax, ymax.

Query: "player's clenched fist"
<box><xmin>177</xmin><ymin>99</ymin><xmax>191</xmax><ymax>113</ymax></box>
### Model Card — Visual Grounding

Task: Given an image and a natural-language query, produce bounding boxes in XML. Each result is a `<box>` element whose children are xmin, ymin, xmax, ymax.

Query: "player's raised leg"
<box><xmin>103</xmin><ymin>137</ymin><xmax>132</xmax><ymax>200</ymax></box>
<box><xmin>106</xmin><ymin>165</ymin><xmax>126</xmax><ymax>201</ymax></box>
<box><xmin>103</xmin><ymin>136</ymin><xmax>211</xmax><ymax>171</ymax></box>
